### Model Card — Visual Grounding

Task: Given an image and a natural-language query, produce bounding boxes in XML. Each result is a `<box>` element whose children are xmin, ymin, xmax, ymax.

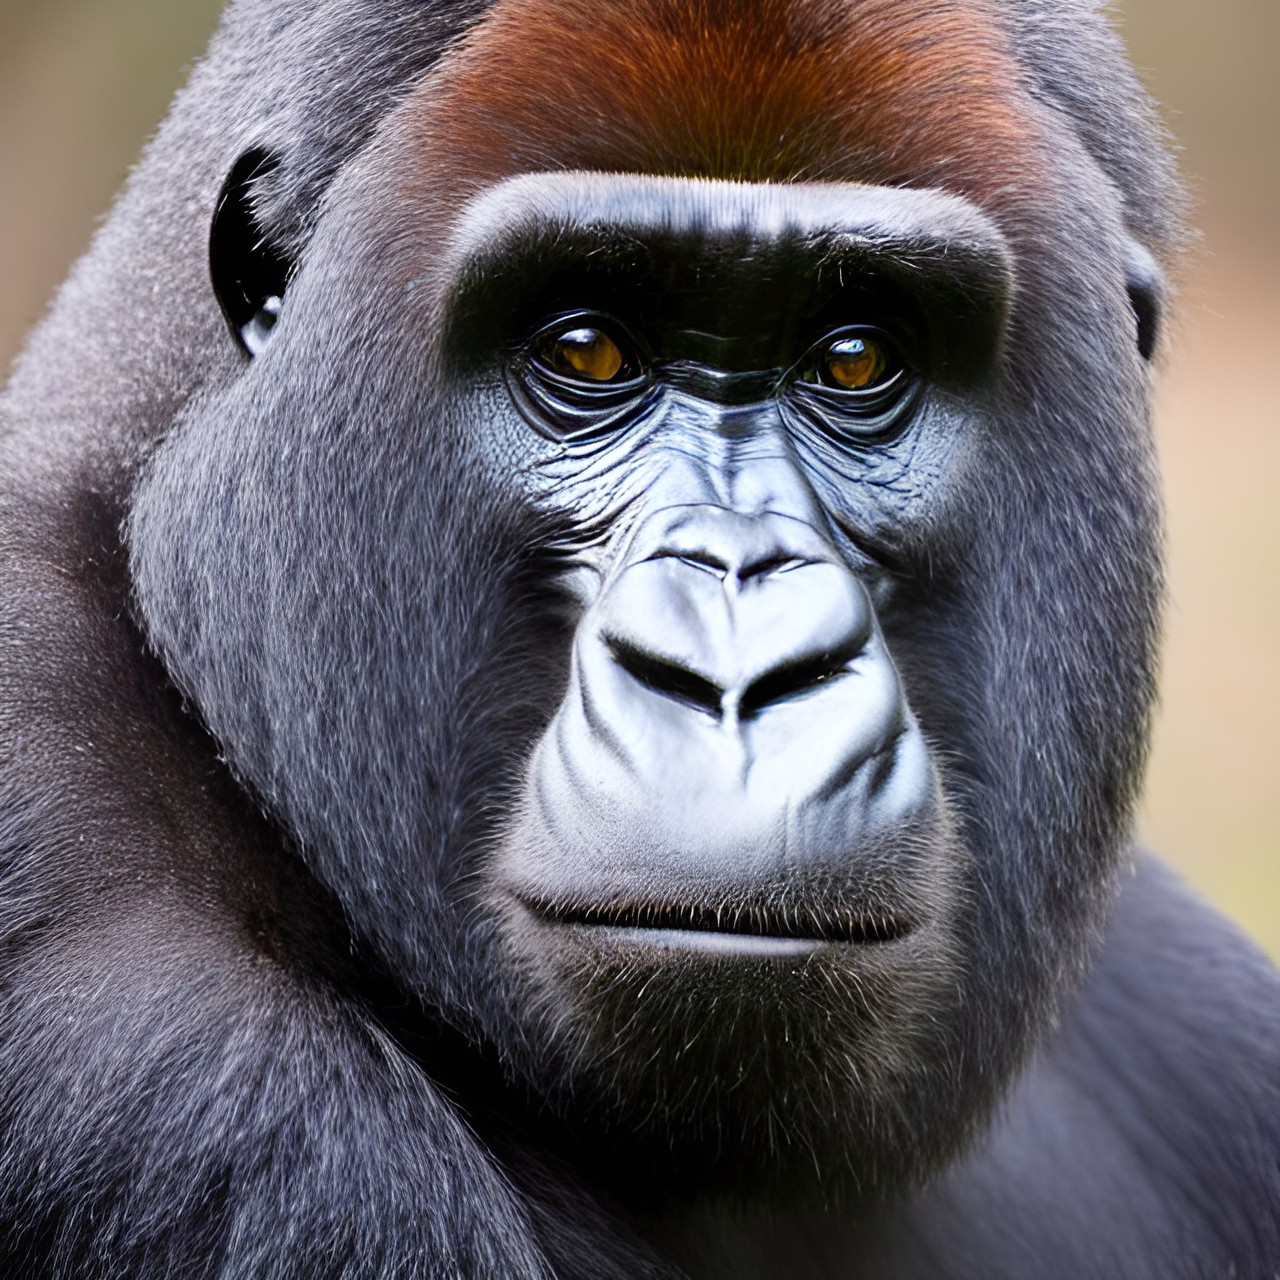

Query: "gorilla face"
<box><xmin>468</xmin><ymin>176</ymin><xmax>999</xmax><ymax>1173</ymax></box>
<box><xmin>127</xmin><ymin>4</ymin><xmax>1164</xmax><ymax>1197</ymax></box>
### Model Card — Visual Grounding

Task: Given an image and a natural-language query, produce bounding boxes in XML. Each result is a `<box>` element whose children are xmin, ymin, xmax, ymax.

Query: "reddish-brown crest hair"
<box><xmin>403</xmin><ymin>0</ymin><xmax>1043</xmax><ymax>206</ymax></box>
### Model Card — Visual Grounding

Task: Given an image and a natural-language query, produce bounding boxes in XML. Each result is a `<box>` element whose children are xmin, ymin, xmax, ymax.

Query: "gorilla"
<box><xmin>0</xmin><ymin>0</ymin><xmax>1276</xmax><ymax>1276</ymax></box>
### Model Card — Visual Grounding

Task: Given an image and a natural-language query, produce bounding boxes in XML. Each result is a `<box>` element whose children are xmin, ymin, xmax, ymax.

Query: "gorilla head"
<box><xmin>126</xmin><ymin>0</ymin><xmax>1175</xmax><ymax>1198</ymax></box>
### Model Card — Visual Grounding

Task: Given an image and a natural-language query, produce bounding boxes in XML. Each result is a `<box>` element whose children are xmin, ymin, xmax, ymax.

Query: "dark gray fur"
<box><xmin>0</xmin><ymin>1</ymin><xmax>1276</xmax><ymax>1277</ymax></box>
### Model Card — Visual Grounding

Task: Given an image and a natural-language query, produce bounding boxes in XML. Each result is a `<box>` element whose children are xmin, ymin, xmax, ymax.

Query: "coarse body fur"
<box><xmin>0</xmin><ymin>1</ymin><xmax>1276</xmax><ymax>1277</ymax></box>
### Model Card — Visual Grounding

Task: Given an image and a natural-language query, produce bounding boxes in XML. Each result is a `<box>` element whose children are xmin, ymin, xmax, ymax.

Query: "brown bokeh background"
<box><xmin>2</xmin><ymin>2</ymin><xmax>1277</xmax><ymax>955</ymax></box>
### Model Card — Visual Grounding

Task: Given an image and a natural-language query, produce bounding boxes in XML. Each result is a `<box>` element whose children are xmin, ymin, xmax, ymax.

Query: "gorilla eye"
<box><xmin>513</xmin><ymin>315</ymin><xmax>650</xmax><ymax>442</ymax></box>
<box><xmin>536</xmin><ymin>325</ymin><xmax>636</xmax><ymax>384</ymax></box>
<box><xmin>822</xmin><ymin>335</ymin><xmax>889</xmax><ymax>390</ymax></box>
<box><xmin>804</xmin><ymin>331</ymin><xmax>903</xmax><ymax>395</ymax></box>
<box><xmin>789</xmin><ymin>327</ymin><xmax>917</xmax><ymax>441</ymax></box>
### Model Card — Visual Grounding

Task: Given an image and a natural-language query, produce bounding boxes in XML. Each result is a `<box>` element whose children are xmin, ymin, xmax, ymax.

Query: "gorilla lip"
<box><xmin>518</xmin><ymin>896</ymin><xmax>911</xmax><ymax>952</ymax></box>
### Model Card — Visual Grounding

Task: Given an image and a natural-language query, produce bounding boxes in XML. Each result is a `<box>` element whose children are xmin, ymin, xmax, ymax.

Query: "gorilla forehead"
<box><xmin>401</xmin><ymin>0</ymin><xmax>1040</xmax><ymax>201</ymax></box>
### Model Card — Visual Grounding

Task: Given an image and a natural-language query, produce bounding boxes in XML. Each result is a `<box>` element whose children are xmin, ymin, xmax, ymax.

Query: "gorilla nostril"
<box><xmin>649</xmin><ymin>549</ymin><xmax>730</xmax><ymax>579</ymax></box>
<box><xmin>647</xmin><ymin>548</ymin><xmax>809</xmax><ymax>583</ymax></box>
<box><xmin>605</xmin><ymin>634</ymin><xmax>725</xmax><ymax>717</ymax></box>
<box><xmin>738</xmin><ymin>644</ymin><xmax>859</xmax><ymax>720</ymax></box>
<box><xmin>737</xmin><ymin>553</ymin><xmax>807</xmax><ymax>583</ymax></box>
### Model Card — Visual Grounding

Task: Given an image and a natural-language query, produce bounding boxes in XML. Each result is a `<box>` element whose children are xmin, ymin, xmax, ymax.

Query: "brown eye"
<box><xmin>821</xmin><ymin>334</ymin><xmax>892</xmax><ymax>391</ymax></box>
<box><xmin>541</xmin><ymin>326</ymin><xmax>630</xmax><ymax>383</ymax></box>
<box><xmin>790</xmin><ymin>328</ymin><xmax>915</xmax><ymax>440</ymax></box>
<box><xmin>517</xmin><ymin>316</ymin><xmax>649</xmax><ymax>442</ymax></box>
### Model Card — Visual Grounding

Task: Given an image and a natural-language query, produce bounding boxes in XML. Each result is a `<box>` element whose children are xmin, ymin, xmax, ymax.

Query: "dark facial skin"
<box><xmin>464</xmin><ymin>176</ymin><xmax>1009</xmax><ymax>1176</ymax></box>
<box><xmin>463</xmin><ymin>178</ymin><xmax>1010</xmax><ymax>914</ymax></box>
<box><xmin>463</xmin><ymin>175</ymin><xmax>998</xmax><ymax>1182</ymax></box>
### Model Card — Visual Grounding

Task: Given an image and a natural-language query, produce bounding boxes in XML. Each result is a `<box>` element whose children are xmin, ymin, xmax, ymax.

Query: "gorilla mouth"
<box><xmin>521</xmin><ymin>896</ymin><xmax>911</xmax><ymax>954</ymax></box>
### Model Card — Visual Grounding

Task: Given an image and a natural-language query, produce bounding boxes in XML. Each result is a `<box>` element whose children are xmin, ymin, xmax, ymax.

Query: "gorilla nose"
<box><xmin>595</xmin><ymin>507</ymin><xmax>873</xmax><ymax>724</ymax></box>
<box><xmin>539</xmin><ymin>504</ymin><xmax>930</xmax><ymax>878</ymax></box>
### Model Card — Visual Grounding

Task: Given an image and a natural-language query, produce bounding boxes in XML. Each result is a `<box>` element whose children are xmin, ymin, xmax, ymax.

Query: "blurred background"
<box><xmin>1</xmin><ymin>0</ymin><xmax>1276</xmax><ymax>956</ymax></box>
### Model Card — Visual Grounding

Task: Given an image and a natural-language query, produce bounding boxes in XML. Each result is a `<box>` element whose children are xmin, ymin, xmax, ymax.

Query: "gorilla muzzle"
<box><xmin>523</xmin><ymin>497</ymin><xmax>936</xmax><ymax>889</ymax></box>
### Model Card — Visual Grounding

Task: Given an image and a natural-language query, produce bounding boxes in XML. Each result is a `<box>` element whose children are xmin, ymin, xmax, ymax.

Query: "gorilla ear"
<box><xmin>210</xmin><ymin>149</ymin><xmax>293</xmax><ymax>357</ymax></box>
<box><xmin>1124</xmin><ymin>241</ymin><xmax>1165</xmax><ymax>363</ymax></box>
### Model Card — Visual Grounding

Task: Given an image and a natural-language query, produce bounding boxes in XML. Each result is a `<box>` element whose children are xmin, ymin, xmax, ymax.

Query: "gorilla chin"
<box><xmin>492</xmin><ymin>826</ymin><xmax>968</xmax><ymax>1193</ymax></box>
